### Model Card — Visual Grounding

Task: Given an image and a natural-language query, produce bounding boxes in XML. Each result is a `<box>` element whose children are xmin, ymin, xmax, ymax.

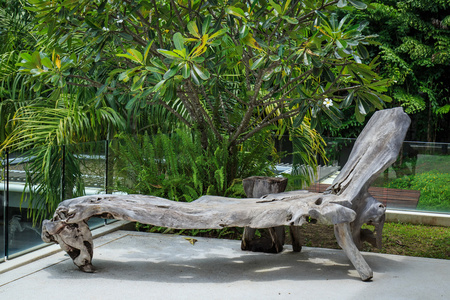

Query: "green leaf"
<box><xmin>173</xmin><ymin>32</ymin><xmax>184</xmax><ymax>51</ymax></box>
<box><xmin>173</xmin><ymin>48</ymin><xmax>187</xmax><ymax>59</ymax></box>
<box><xmin>190</xmin><ymin>68</ymin><xmax>200</xmax><ymax>85</ymax></box>
<box><xmin>303</xmin><ymin>53</ymin><xmax>312</xmax><ymax>66</ymax></box>
<box><xmin>143</xmin><ymin>40</ymin><xmax>154</xmax><ymax>62</ymax></box>
<box><xmin>41</xmin><ymin>57</ymin><xmax>53</xmax><ymax>69</ymax></box>
<box><xmin>282</xmin><ymin>16</ymin><xmax>299</xmax><ymax>24</ymax></box>
<box><xmin>269</xmin><ymin>55</ymin><xmax>280</xmax><ymax>62</ymax></box>
<box><xmin>182</xmin><ymin>63</ymin><xmax>190</xmax><ymax>79</ymax></box>
<box><xmin>323</xmin><ymin>105</ymin><xmax>343</xmax><ymax>128</ymax></box>
<box><xmin>315</xmin><ymin>11</ymin><xmax>331</xmax><ymax>28</ymax></box>
<box><xmin>289</xmin><ymin>98</ymin><xmax>303</xmax><ymax>109</ymax></box>
<box><xmin>250</xmin><ymin>56</ymin><xmax>266</xmax><ymax>70</ymax></box>
<box><xmin>225</xmin><ymin>6</ymin><xmax>246</xmax><ymax>19</ymax></box>
<box><xmin>192</xmin><ymin>56</ymin><xmax>205</xmax><ymax>63</ymax></box>
<box><xmin>357</xmin><ymin>98</ymin><xmax>370</xmax><ymax>115</ymax></box>
<box><xmin>322</xmin><ymin>67</ymin><xmax>335</xmax><ymax>82</ymax></box>
<box><xmin>336</xmin><ymin>39</ymin><xmax>348</xmax><ymax>49</ymax></box>
<box><xmin>311</xmin><ymin>56</ymin><xmax>323</xmax><ymax>68</ymax></box>
<box><xmin>241</xmin><ymin>34</ymin><xmax>262</xmax><ymax>50</ymax></box>
<box><xmin>312</xmin><ymin>67</ymin><xmax>322</xmax><ymax>77</ymax></box>
<box><xmin>118</xmin><ymin>70</ymin><xmax>130</xmax><ymax>81</ymax></box>
<box><xmin>348</xmin><ymin>0</ymin><xmax>367</xmax><ymax>9</ymax></box>
<box><xmin>239</xmin><ymin>25</ymin><xmax>249</xmax><ymax>39</ymax></box>
<box><xmin>263</xmin><ymin>69</ymin><xmax>274</xmax><ymax>81</ymax></box>
<box><xmin>116</xmin><ymin>53</ymin><xmax>141</xmax><ymax>63</ymax></box>
<box><xmin>163</xmin><ymin>65</ymin><xmax>181</xmax><ymax>80</ymax></box>
<box><xmin>379</xmin><ymin>94</ymin><xmax>392</xmax><ymax>103</ymax></box>
<box><xmin>20</xmin><ymin>53</ymin><xmax>32</xmax><ymax>62</ymax></box>
<box><xmin>131</xmin><ymin>75</ymin><xmax>146</xmax><ymax>91</ymax></box>
<box><xmin>125</xmin><ymin>95</ymin><xmax>138</xmax><ymax>110</ymax></box>
<box><xmin>202</xmin><ymin>16</ymin><xmax>211</xmax><ymax>35</ymax></box>
<box><xmin>192</xmin><ymin>63</ymin><xmax>210</xmax><ymax>80</ymax></box>
<box><xmin>338</xmin><ymin>14</ymin><xmax>351</xmax><ymax>30</ymax></box>
<box><xmin>157</xmin><ymin>49</ymin><xmax>183</xmax><ymax>60</ymax></box>
<box><xmin>268</xmin><ymin>0</ymin><xmax>282</xmax><ymax>16</ymax></box>
<box><xmin>118</xmin><ymin>32</ymin><xmax>133</xmax><ymax>41</ymax></box>
<box><xmin>152</xmin><ymin>79</ymin><xmax>166</xmax><ymax>92</ymax></box>
<box><xmin>32</xmin><ymin>51</ymin><xmax>42</xmax><ymax>67</ymax></box>
<box><xmin>355</xmin><ymin>106</ymin><xmax>365</xmax><ymax>122</ymax></box>
<box><xmin>340</xmin><ymin>91</ymin><xmax>354</xmax><ymax>109</ymax></box>
<box><xmin>337</xmin><ymin>0</ymin><xmax>348</xmax><ymax>8</ymax></box>
<box><xmin>360</xmin><ymin>92</ymin><xmax>384</xmax><ymax>109</ymax></box>
<box><xmin>208</xmin><ymin>28</ymin><xmax>228</xmax><ymax>40</ymax></box>
<box><xmin>293</xmin><ymin>105</ymin><xmax>308</xmax><ymax>127</ymax></box>
<box><xmin>187</xmin><ymin>21</ymin><xmax>200</xmax><ymax>38</ymax></box>
<box><xmin>145</xmin><ymin>66</ymin><xmax>164</xmax><ymax>74</ymax></box>
<box><xmin>128</xmin><ymin>49</ymin><xmax>143</xmax><ymax>63</ymax></box>
<box><xmin>357</xmin><ymin>44</ymin><xmax>369</xmax><ymax>60</ymax></box>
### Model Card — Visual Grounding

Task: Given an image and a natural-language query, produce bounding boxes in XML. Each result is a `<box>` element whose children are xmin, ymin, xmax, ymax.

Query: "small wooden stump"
<box><xmin>241</xmin><ymin>176</ymin><xmax>301</xmax><ymax>253</ymax></box>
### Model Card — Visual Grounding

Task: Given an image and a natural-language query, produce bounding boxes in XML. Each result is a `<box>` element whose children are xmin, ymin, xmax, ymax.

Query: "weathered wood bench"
<box><xmin>41</xmin><ymin>108</ymin><xmax>411</xmax><ymax>281</ymax></box>
<box><xmin>308</xmin><ymin>184</ymin><xmax>421</xmax><ymax>209</ymax></box>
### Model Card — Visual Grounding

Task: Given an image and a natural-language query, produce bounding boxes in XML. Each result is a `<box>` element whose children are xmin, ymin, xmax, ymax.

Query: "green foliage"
<box><xmin>17</xmin><ymin>0</ymin><xmax>391</xmax><ymax>149</ymax></box>
<box><xmin>392</xmin><ymin>88</ymin><xmax>426</xmax><ymax>114</ymax></box>
<box><xmin>0</xmin><ymin>1</ymin><xmax>392</xmax><ymax>224</ymax></box>
<box><xmin>386</xmin><ymin>171</ymin><xmax>450</xmax><ymax>211</ymax></box>
<box><xmin>113</xmin><ymin>129</ymin><xmax>278</xmax><ymax>200</ymax></box>
<box><xmin>350</xmin><ymin>0</ymin><xmax>450</xmax><ymax>141</ymax></box>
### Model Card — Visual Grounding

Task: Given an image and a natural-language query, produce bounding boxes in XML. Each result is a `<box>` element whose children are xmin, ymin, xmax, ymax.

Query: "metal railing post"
<box><xmin>61</xmin><ymin>145</ymin><xmax>66</xmax><ymax>202</ymax></box>
<box><xmin>4</xmin><ymin>150</ymin><xmax>9</xmax><ymax>260</ymax></box>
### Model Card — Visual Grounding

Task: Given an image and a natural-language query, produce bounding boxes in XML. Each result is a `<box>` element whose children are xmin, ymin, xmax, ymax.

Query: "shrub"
<box><xmin>387</xmin><ymin>171</ymin><xmax>450</xmax><ymax>211</ymax></box>
<box><xmin>112</xmin><ymin>129</ymin><xmax>278</xmax><ymax>201</ymax></box>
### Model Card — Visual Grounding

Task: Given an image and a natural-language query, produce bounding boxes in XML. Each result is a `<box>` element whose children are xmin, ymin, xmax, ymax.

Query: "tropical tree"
<box><xmin>14</xmin><ymin>0</ymin><xmax>391</xmax><ymax>156</ymax></box>
<box><xmin>2</xmin><ymin>0</ymin><xmax>395</xmax><ymax>222</ymax></box>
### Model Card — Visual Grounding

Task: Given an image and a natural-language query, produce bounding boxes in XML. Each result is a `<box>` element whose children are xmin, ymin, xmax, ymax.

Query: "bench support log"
<box><xmin>334</xmin><ymin>222</ymin><xmax>373</xmax><ymax>281</ymax></box>
<box><xmin>241</xmin><ymin>176</ymin><xmax>296</xmax><ymax>253</ymax></box>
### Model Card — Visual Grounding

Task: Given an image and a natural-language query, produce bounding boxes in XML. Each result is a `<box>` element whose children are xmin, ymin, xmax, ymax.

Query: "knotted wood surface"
<box><xmin>45</xmin><ymin>192</ymin><xmax>355</xmax><ymax>230</ymax></box>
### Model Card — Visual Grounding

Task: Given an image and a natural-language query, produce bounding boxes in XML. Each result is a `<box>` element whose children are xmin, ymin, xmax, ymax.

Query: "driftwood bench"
<box><xmin>41</xmin><ymin>108</ymin><xmax>411</xmax><ymax>281</ymax></box>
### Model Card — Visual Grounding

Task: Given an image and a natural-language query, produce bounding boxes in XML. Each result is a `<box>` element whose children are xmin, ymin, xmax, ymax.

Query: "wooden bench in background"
<box><xmin>307</xmin><ymin>183</ymin><xmax>420</xmax><ymax>209</ymax></box>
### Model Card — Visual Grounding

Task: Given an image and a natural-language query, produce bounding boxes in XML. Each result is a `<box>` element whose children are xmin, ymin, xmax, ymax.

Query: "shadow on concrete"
<box><xmin>43</xmin><ymin>232</ymin><xmax>403</xmax><ymax>283</ymax></box>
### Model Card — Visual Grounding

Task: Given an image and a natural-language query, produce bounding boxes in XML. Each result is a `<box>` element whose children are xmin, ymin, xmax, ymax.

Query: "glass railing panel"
<box><xmin>5</xmin><ymin>150</ymin><xmax>44</xmax><ymax>257</ymax></box>
<box><xmin>70</xmin><ymin>140</ymin><xmax>108</xmax><ymax>228</ymax></box>
<box><xmin>374</xmin><ymin>141</ymin><xmax>450</xmax><ymax>212</ymax></box>
<box><xmin>280</xmin><ymin>136</ymin><xmax>449</xmax><ymax>214</ymax></box>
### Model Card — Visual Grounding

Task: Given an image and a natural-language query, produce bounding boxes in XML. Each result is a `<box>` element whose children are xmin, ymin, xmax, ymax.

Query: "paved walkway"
<box><xmin>1</xmin><ymin>230</ymin><xmax>449</xmax><ymax>299</ymax></box>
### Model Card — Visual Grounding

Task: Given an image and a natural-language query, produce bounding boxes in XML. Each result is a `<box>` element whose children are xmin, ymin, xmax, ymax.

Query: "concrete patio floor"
<box><xmin>1</xmin><ymin>229</ymin><xmax>449</xmax><ymax>300</ymax></box>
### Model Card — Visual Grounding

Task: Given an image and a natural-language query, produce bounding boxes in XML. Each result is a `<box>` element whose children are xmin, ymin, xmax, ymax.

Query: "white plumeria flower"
<box><xmin>323</xmin><ymin>98</ymin><xmax>333</xmax><ymax>108</ymax></box>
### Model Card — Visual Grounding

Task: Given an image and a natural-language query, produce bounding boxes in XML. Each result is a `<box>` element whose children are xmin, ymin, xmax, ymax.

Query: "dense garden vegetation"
<box><xmin>0</xmin><ymin>0</ymin><xmax>448</xmax><ymax>223</ymax></box>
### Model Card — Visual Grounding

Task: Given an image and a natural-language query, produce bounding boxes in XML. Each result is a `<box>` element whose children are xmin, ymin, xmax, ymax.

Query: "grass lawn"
<box><xmin>298</xmin><ymin>222</ymin><xmax>450</xmax><ymax>260</ymax></box>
